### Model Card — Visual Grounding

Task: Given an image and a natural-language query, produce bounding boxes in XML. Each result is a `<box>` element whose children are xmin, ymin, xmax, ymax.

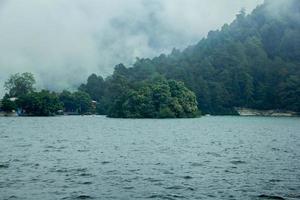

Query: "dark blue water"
<box><xmin>0</xmin><ymin>116</ymin><xmax>299</xmax><ymax>200</ymax></box>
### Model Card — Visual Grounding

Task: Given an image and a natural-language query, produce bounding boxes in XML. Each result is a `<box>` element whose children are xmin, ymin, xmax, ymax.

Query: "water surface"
<box><xmin>0</xmin><ymin>116</ymin><xmax>299</xmax><ymax>200</ymax></box>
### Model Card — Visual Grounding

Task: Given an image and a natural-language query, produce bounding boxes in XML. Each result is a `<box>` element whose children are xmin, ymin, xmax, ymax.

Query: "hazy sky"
<box><xmin>0</xmin><ymin>0</ymin><xmax>263</xmax><ymax>96</ymax></box>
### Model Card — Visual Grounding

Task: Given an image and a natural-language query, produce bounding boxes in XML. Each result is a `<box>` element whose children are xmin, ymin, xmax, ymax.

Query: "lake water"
<box><xmin>0</xmin><ymin>116</ymin><xmax>299</xmax><ymax>200</ymax></box>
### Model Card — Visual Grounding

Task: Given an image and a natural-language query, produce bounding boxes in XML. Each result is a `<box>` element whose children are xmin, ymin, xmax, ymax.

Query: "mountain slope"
<box><xmin>82</xmin><ymin>0</ymin><xmax>300</xmax><ymax>115</ymax></box>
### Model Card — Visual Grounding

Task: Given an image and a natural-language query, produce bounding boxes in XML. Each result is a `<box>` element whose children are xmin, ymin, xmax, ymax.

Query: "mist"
<box><xmin>0</xmin><ymin>0</ymin><xmax>263</xmax><ymax>96</ymax></box>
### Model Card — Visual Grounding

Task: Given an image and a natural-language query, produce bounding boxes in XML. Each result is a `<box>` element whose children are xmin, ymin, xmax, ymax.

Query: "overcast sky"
<box><xmin>0</xmin><ymin>0</ymin><xmax>263</xmax><ymax>96</ymax></box>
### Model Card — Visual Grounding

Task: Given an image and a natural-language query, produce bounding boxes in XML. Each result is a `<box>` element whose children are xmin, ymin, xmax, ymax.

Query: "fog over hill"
<box><xmin>0</xmin><ymin>0</ymin><xmax>263</xmax><ymax>97</ymax></box>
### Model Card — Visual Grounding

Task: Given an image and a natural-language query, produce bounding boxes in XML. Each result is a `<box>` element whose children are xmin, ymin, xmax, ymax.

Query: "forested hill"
<box><xmin>80</xmin><ymin>0</ymin><xmax>300</xmax><ymax>115</ymax></box>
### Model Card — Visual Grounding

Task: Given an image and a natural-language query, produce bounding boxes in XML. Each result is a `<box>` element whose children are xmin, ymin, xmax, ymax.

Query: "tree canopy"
<box><xmin>0</xmin><ymin>94</ymin><xmax>16</xmax><ymax>112</ymax></box>
<box><xmin>81</xmin><ymin>0</ymin><xmax>299</xmax><ymax>115</ymax></box>
<box><xmin>4</xmin><ymin>72</ymin><xmax>36</xmax><ymax>97</ymax></box>
<box><xmin>107</xmin><ymin>78</ymin><xmax>199</xmax><ymax>118</ymax></box>
<box><xmin>16</xmin><ymin>90</ymin><xmax>63</xmax><ymax>116</ymax></box>
<box><xmin>59</xmin><ymin>90</ymin><xmax>93</xmax><ymax>114</ymax></box>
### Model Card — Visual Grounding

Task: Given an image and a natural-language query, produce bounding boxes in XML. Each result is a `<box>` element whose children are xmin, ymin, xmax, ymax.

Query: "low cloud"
<box><xmin>0</xmin><ymin>0</ymin><xmax>263</xmax><ymax>96</ymax></box>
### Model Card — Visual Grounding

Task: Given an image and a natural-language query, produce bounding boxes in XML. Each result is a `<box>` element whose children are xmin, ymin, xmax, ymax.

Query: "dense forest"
<box><xmin>0</xmin><ymin>73</ymin><xmax>95</xmax><ymax>116</ymax></box>
<box><xmin>1</xmin><ymin>0</ymin><xmax>300</xmax><ymax>117</ymax></box>
<box><xmin>0</xmin><ymin>72</ymin><xmax>199</xmax><ymax>117</ymax></box>
<box><xmin>80</xmin><ymin>0</ymin><xmax>300</xmax><ymax>115</ymax></box>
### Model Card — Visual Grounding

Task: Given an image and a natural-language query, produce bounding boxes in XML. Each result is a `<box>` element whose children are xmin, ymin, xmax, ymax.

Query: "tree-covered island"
<box><xmin>1</xmin><ymin>0</ymin><xmax>300</xmax><ymax>117</ymax></box>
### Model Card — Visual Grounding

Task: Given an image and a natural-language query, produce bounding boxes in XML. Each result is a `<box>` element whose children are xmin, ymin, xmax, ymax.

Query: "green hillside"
<box><xmin>80</xmin><ymin>0</ymin><xmax>300</xmax><ymax>116</ymax></box>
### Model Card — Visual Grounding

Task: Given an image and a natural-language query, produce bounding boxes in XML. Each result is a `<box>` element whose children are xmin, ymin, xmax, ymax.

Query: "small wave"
<box><xmin>258</xmin><ymin>194</ymin><xmax>285</xmax><ymax>200</ymax></box>
<box><xmin>50</xmin><ymin>167</ymin><xmax>89</xmax><ymax>175</ymax></box>
<box><xmin>286</xmin><ymin>194</ymin><xmax>300</xmax><ymax>199</ymax></box>
<box><xmin>154</xmin><ymin>182</ymin><xmax>164</xmax><ymax>186</ymax></box>
<box><xmin>147</xmin><ymin>193</ymin><xmax>185</xmax><ymax>199</ymax></box>
<box><xmin>22</xmin><ymin>162</ymin><xmax>39</xmax><ymax>168</ymax></box>
<box><xmin>44</xmin><ymin>145</ymin><xmax>56</xmax><ymax>149</ymax></box>
<box><xmin>0</xmin><ymin>163</ymin><xmax>9</xmax><ymax>168</ymax></box>
<box><xmin>187</xmin><ymin>187</ymin><xmax>195</xmax><ymax>191</ymax></box>
<box><xmin>79</xmin><ymin>181</ymin><xmax>93</xmax><ymax>185</ymax></box>
<box><xmin>271</xmin><ymin>148</ymin><xmax>282</xmax><ymax>151</ymax></box>
<box><xmin>128</xmin><ymin>169</ymin><xmax>140</xmax><ymax>172</ymax></box>
<box><xmin>106</xmin><ymin>170</ymin><xmax>119</xmax><ymax>174</ymax></box>
<box><xmin>79</xmin><ymin>173</ymin><xmax>94</xmax><ymax>177</ymax></box>
<box><xmin>75</xmin><ymin>168</ymin><xmax>88</xmax><ymax>172</ymax></box>
<box><xmin>224</xmin><ymin>169</ymin><xmax>235</xmax><ymax>173</ymax></box>
<box><xmin>78</xmin><ymin>149</ymin><xmax>89</xmax><ymax>152</ymax></box>
<box><xmin>123</xmin><ymin>186</ymin><xmax>135</xmax><ymax>190</ymax></box>
<box><xmin>230</xmin><ymin>160</ymin><xmax>247</xmax><ymax>165</ymax></box>
<box><xmin>165</xmin><ymin>185</ymin><xmax>185</xmax><ymax>190</ymax></box>
<box><xmin>43</xmin><ymin>145</ymin><xmax>66</xmax><ymax>152</ymax></box>
<box><xmin>54</xmin><ymin>168</ymin><xmax>69</xmax><ymax>173</ymax></box>
<box><xmin>16</xmin><ymin>144</ymin><xmax>32</xmax><ymax>148</ymax></box>
<box><xmin>160</xmin><ymin>169</ymin><xmax>174</xmax><ymax>175</ymax></box>
<box><xmin>61</xmin><ymin>192</ymin><xmax>95</xmax><ymax>199</ymax></box>
<box><xmin>6</xmin><ymin>195</ymin><xmax>18</xmax><ymax>199</ymax></box>
<box><xmin>182</xmin><ymin>175</ymin><xmax>193</xmax><ymax>180</ymax></box>
<box><xmin>190</xmin><ymin>162</ymin><xmax>203</xmax><ymax>167</ymax></box>
<box><xmin>206</xmin><ymin>152</ymin><xmax>222</xmax><ymax>157</ymax></box>
<box><xmin>269</xmin><ymin>179</ymin><xmax>282</xmax><ymax>183</ymax></box>
<box><xmin>76</xmin><ymin>195</ymin><xmax>94</xmax><ymax>199</ymax></box>
<box><xmin>147</xmin><ymin>194</ymin><xmax>168</xmax><ymax>199</ymax></box>
<box><xmin>144</xmin><ymin>177</ymin><xmax>162</xmax><ymax>183</ymax></box>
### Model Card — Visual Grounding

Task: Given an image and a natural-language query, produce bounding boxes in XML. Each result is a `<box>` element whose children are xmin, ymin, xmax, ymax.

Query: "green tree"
<box><xmin>16</xmin><ymin>90</ymin><xmax>62</xmax><ymax>116</ymax></box>
<box><xmin>0</xmin><ymin>94</ymin><xmax>17</xmax><ymax>112</ymax></box>
<box><xmin>4</xmin><ymin>73</ymin><xmax>36</xmax><ymax>97</ymax></box>
<box><xmin>73</xmin><ymin>91</ymin><xmax>93</xmax><ymax>114</ymax></box>
<box><xmin>107</xmin><ymin>79</ymin><xmax>199</xmax><ymax>118</ymax></box>
<box><xmin>59</xmin><ymin>90</ymin><xmax>77</xmax><ymax>112</ymax></box>
<box><xmin>79</xmin><ymin>74</ymin><xmax>105</xmax><ymax>101</ymax></box>
<box><xmin>279</xmin><ymin>75</ymin><xmax>300</xmax><ymax>112</ymax></box>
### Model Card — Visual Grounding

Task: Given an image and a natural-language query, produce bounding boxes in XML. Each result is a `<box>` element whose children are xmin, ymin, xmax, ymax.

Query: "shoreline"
<box><xmin>235</xmin><ymin>108</ymin><xmax>299</xmax><ymax>117</ymax></box>
<box><xmin>0</xmin><ymin>112</ymin><xmax>299</xmax><ymax>118</ymax></box>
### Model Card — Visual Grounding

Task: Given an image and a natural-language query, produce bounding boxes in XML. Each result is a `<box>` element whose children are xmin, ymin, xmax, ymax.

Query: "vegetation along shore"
<box><xmin>1</xmin><ymin>0</ymin><xmax>300</xmax><ymax>118</ymax></box>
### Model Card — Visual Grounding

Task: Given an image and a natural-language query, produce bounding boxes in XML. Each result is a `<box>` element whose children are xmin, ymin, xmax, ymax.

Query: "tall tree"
<box><xmin>4</xmin><ymin>72</ymin><xmax>36</xmax><ymax>97</ymax></box>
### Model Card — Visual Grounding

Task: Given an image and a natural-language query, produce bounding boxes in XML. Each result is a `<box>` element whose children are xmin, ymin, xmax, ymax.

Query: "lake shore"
<box><xmin>235</xmin><ymin>108</ymin><xmax>299</xmax><ymax>117</ymax></box>
<box><xmin>1</xmin><ymin>110</ymin><xmax>299</xmax><ymax>118</ymax></box>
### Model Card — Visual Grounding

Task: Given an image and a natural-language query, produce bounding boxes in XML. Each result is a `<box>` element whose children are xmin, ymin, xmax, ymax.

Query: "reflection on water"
<box><xmin>0</xmin><ymin>116</ymin><xmax>299</xmax><ymax>200</ymax></box>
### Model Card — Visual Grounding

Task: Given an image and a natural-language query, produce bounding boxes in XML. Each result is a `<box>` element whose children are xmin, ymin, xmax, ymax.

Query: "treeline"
<box><xmin>79</xmin><ymin>0</ymin><xmax>300</xmax><ymax>115</ymax></box>
<box><xmin>0</xmin><ymin>72</ymin><xmax>199</xmax><ymax>118</ymax></box>
<box><xmin>0</xmin><ymin>73</ymin><xmax>95</xmax><ymax>116</ymax></box>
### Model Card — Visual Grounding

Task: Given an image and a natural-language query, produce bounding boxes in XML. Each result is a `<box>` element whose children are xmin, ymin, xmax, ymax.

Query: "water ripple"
<box><xmin>0</xmin><ymin>116</ymin><xmax>299</xmax><ymax>200</ymax></box>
